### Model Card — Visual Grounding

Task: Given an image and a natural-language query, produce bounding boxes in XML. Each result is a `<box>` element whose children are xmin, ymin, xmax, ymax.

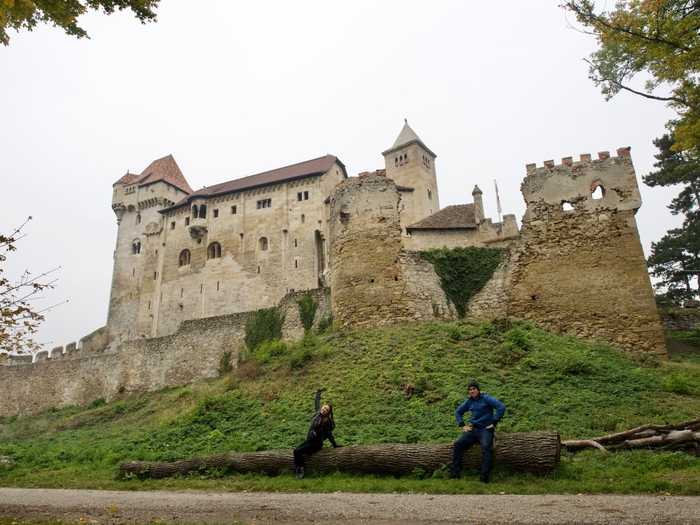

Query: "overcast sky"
<box><xmin>1</xmin><ymin>1</ymin><xmax>683</xmax><ymax>350</ymax></box>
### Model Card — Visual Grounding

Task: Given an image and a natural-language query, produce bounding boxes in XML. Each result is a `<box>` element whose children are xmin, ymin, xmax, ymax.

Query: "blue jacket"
<box><xmin>455</xmin><ymin>393</ymin><xmax>506</xmax><ymax>429</ymax></box>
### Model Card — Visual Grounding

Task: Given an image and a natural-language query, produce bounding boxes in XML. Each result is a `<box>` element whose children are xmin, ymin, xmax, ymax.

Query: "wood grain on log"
<box><xmin>119</xmin><ymin>431</ymin><xmax>560</xmax><ymax>479</ymax></box>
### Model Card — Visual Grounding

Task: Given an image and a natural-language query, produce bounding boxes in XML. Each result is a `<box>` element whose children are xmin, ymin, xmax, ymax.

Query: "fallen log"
<box><xmin>119</xmin><ymin>431</ymin><xmax>560</xmax><ymax>479</ymax></box>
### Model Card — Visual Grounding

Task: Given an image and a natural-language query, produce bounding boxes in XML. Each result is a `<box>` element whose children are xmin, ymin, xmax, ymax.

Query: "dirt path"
<box><xmin>1</xmin><ymin>488</ymin><xmax>699</xmax><ymax>524</ymax></box>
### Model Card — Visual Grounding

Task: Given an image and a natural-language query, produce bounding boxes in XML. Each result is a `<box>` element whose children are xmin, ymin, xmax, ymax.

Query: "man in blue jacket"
<box><xmin>449</xmin><ymin>379</ymin><xmax>506</xmax><ymax>483</ymax></box>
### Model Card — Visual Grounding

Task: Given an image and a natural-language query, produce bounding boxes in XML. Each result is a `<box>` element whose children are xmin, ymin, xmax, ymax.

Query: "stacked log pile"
<box><xmin>562</xmin><ymin>419</ymin><xmax>700</xmax><ymax>454</ymax></box>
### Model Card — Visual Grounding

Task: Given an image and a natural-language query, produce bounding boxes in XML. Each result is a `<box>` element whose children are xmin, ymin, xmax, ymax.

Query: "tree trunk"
<box><xmin>119</xmin><ymin>431</ymin><xmax>560</xmax><ymax>479</ymax></box>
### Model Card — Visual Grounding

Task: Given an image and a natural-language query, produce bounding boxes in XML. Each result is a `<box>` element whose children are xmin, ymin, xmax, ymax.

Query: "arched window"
<box><xmin>192</xmin><ymin>205</ymin><xmax>199</xmax><ymax>218</ymax></box>
<box><xmin>562</xmin><ymin>201</ymin><xmax>575</xmax><ymax>212</ymax></box>
<box><xmin>179</xmin><ymin>249</ymin><xmax>191</xmax><ymax>266</ymax></box>
<box><xmin>259</xmin><ymin>237</ymin><xmax>269</xmax><ymax>251</ymax></box>
<box><xmin>136</xmin><ymin>214</ymin><xmax>141</xmax><ymax>224</ymax></box>
<box><xmin>132</xmin><ymin>240</ymin><xmax>141</xmax><ymax>254</ymax></box>
<box><xmin>207</xmin><ymin>241</ymin><xmax>222</xmax><ymax>259</ymax></box>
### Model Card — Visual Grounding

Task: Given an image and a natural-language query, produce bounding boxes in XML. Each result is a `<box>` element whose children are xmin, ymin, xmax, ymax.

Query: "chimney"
<box><xmin>472</xmin><ymin>185</ymin><xmax>483</xmax><ymax>224</ymax></box>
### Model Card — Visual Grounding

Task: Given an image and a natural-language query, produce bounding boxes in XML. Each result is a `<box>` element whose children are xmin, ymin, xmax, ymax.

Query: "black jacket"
<box><xmin>306</xmin><ymin>390</ymin><xmax>337</xmax><ymax>447</ymax></box>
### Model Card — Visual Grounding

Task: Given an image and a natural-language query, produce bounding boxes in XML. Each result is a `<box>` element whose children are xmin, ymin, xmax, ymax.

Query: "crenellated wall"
<box><xmin>0</xmin><ymin>289</ymin><xmax>330</xmax><ymax>417</ymax></box>
<box><xmin>507</xmin><ymin>148</ymin><xmax>666</xmax><ymax>356</ymax></box>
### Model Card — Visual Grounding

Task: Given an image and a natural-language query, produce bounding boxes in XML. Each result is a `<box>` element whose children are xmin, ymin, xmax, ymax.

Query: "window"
<box><xmin>136</xmin><ymin>214</ymin><xmax>141</xmax><ymax>224</ymax></box>
<box><xmin>301</xmin><ymin>214</ymin><xmax>305</xmax><ymax>224</ymax></box>
<box><xmin>199</xmin><ymin>205</ymin><xmax>207</xmax><ymax>218</ymax></box>
<box><xmin>153</xmin><ymin>271</ymin><xmax>157</xmax><ymax>280</ymax></box>
<box><xmin>591</xmin><ymin>184</ymin><xmax>605</xmax><ymax>200</ymax></box>
<box><xmin>185</xmin><ymin>217</ymin><xmax>190</xmax><ymax>226</ymax></box>
<box><xmin>259</xmin><ymin>237</ymin><xmax>269</xmax><ymax>251</ymax></box>
<box><xmin>231</xmin><ymin>205</ymin><xmax>237</xmax><ymax>215</ymax></box>
<box><xmin>562</xmin><ymin>201</ymin><xmax>575</xmax><ymax>212</ymax></box>
<box><xmin>257</xmin><ymin>265</ymin><xmax>261</xmax><ymax>274</ymax></box>
<box><xmin>192</xmin><ymin>205</ymin><xmax>198</xmax><ymax>218</ymax></box>
<box><xmin>170</xmin><ymin>221</ymin><xmax>175</xmax><ymax>230</ymax></box>
<box><xmin>297</xmin><ymin>191</ymin><xmax>310</xmax><ymax>201</ymax></box>
<box><xmin>294</xmin><ymin>238</ymin><xmax>298</xmax><ymax>248</ymax></box>
<box><xmin>427</xmin><ymin>189</ymin><xmax>432</xmax><ymax>200</ymax></box>
<box><xmin>294</xmin><ymin>259</ymin><xmax>299</xmax><ymax>269</ymax></box>
<box><xmin>207</xmin><ymin>241</ymin><xmax>222</xmax><ymax>259</ymax></box>
<box><xmin>213</xmin><ymin>208</ymin><xmax>219</xmax><ymax>218</ymax></box>
<box><xmin>132</xmin><ymin>240</ymin><xmax>141</xmax><ymax>254</ymax></box>
<box><xmin>179</xmin><ymin>249</ymin><xmax>191</xmax><ymax>266</ymax></box>
<box><xmin>256</xmin><ymin>198</ymin><xmax>272</xmax><ymax>209</ymax></box>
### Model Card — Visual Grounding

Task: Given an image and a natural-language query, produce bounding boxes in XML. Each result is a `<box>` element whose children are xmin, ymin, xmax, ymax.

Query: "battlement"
<box><xmin>525</xmin><ymin>147</ymin><xmax>631</xmax><ymax>174</ymax></box>
<box><xmin>521</xmin><ymin>146</ymin><xmax>641</xmax><ymax>217</ymax></box>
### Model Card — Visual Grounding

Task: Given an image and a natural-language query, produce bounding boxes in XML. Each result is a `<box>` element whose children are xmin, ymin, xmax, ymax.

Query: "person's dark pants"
<box><xmin>293</xmin><ymin>439</ymin><xmax>322</xmax><ymax>468</ymax></box>
<box><xmin>450</xmin><ymin>427</ymin><xmax>494</xmax><ymax>479</ymax></box>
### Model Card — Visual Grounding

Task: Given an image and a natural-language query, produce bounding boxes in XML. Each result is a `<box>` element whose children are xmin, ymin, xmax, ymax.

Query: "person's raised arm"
<box><xmin>314</xmin><ymin>389</ymin><xmax>322</xmax><ymax>412</ymax></box>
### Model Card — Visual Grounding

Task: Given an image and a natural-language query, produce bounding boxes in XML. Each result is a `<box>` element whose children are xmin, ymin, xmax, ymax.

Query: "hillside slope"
<box><xmin>1</xmin><ymin>320</ymin><xmax>699</xmax><ymax>494</ymax></box>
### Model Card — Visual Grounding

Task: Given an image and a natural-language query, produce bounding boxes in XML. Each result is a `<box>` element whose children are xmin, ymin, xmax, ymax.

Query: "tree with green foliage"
<box><xmin>0</xmin><ymin>0</ymin><xmax>159</xmax><ymax>46</ymax></box>
<box><xmin>296</xmin><ymin>293</ymin><xmax>318</xmax><ymax>334</ymax></box>
<box><xmin>244</xmin><ymin>307</ymin><xmax>284</xmax><ymax>352</ymax></box>
<box><xmin>563</xmin><ymin>1</ymin><xmax>700</xmax><ymax>153</ymax></box>
<box><xmin>1</xmin><ymin>218</ymin><xmax>59</xmax><ymax>354</ymax></box>
<box><xmin>645</xmin><ymin>134</ymin><xmax>700</xmax><ymax>302</ymax></box>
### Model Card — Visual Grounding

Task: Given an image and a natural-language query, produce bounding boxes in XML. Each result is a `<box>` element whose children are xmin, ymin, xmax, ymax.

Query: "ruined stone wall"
<box><xmin>660</xmin><ymin>307</ymin><xmax>700</xmax><ymax>331</ymax></box>
<box><xmin>0</xmin><ymin>289</ymin><xmax>330</xmax><ymax>417</ymax></box>
<box><xmin>328</xmin><ymin>174</ymin><xmax>453</xmax><ymax>327</ymax></box>
<box><xmin>507</xmin><ymin>149</ymin><xmax>666</xmax><ymax>356</ymax></box>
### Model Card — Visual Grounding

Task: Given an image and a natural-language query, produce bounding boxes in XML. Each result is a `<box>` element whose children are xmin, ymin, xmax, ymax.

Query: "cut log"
<box><xmin>119</xmin><ymin>431</ymin><xmax>560</xmax><ymax>479</ymax></box>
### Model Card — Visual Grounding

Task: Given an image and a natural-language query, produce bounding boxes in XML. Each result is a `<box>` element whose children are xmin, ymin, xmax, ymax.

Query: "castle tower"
<box><xmin>108</xmin><ymin>155</ymin><xmax>192</xmax><ymax>342</ymax></box>
<box><xmin>382</xmin><ymin>120</ymin><xmax>439</xmax><ymax>232</ymax></box>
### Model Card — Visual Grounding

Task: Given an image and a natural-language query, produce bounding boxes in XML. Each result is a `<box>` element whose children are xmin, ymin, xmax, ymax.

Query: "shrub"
<box><xmin>254</xmin><ymin>340</ymin><xmax>288</xmax><ymax>364</ymax></box>
<box><xmin>87</xmin><ymin>398</ymin><xmax>106</xmax><ymax>409</ymax></box>
<box><xmin>218</xmin><ymin>351</ymin><xmax>233</xmax><ymax>375</ymax></box>
<box><xmin>297</xmin><ymin>293</ymin><xmax>318</xmax><ymax>333</ymax></box>
<box><xmin>317</xmin><ymin>313</ymin><xmax>333</xmax><ymax>333</ymax></box>
<box><xmin>662</xmin><ymin>373</ymin><xmax>695</xmax><ymax>395</ymax></box>
<box><xmin>420</xmin><ymin>247</ymin><xmax>504</xmax><ymax>317</ymax></box>
<box><xmin>244</xmin><ymin>307</ymin><xmax>284</xmax><ymax>351</ymax></box>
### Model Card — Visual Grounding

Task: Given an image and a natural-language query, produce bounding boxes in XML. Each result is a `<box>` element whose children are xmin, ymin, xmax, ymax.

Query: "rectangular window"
<box><xmin>304</xmin><ymin>191</ymin><xmax>309</xmax><ymax>200</ymax></box>
<box><xmin>185</xmin><ymin>217</ymin><xmax>190</xmax><ymax>226</ymax></box>
<box><xmin>153</xmin><ymin>271</ymin><xmax>157</xmax><ymax>280</ymax></box>
<box><xmin>170</xmin><ymin>221</ymin><xmax>175</xmax><ymax>230</ymax></box>
<box><xmin>256</xmin><ymin>198</ymin><xmax>272</xmax><ymax>209</ymax></box>
<box><xmin>297</xmin><ymin>192</ymin><xmax>302</xmax><ymax>201</ymax></box>
<box><xmin>297</xmin><ymin>191</ymin><xmax>310</xmax><ymax>201</ymax></box>
<box><xmin>213</xmin><ymin>209</ymin><xmax>219</xmax><ymax>218</ymax></box>
<box><xmin>231</xmin><ymin>205</ymin><xmax>237</xmax><ymax>215</ymax></box>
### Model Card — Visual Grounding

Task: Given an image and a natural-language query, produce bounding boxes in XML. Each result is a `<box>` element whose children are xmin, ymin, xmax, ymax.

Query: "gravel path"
<box><xmin>1</xmin><ymin>488</ymin><xmax>699</xmax><ymax>524</ymax></box>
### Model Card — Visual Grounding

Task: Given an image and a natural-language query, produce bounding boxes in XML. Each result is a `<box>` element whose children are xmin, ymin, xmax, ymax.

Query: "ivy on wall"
<box><xmin>420</xmin><ymin>247</ymin><xmax>504</xmax><ymax>317</ymax></box>
<box><xmin>244</xmin><ymin>307</ymin><xmax>285</xmax><ymax>351</ymax></box>
<box><xmin>297</xmin><ymin>293</ymin><xmax>318</xmax><ymax>333</ymax></box>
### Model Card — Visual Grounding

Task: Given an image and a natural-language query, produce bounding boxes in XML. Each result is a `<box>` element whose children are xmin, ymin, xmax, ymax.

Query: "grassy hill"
<box><xmin>1</xmin><ymin>320</ymin><xmax>699</xmax><ymax>495</ymax></box>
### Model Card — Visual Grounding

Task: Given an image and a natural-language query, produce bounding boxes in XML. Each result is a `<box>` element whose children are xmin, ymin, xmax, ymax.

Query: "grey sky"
<box><xmin>1</xmin><ymin>1</ymin><xmax>683</xmax><ymax>349</ymax></box>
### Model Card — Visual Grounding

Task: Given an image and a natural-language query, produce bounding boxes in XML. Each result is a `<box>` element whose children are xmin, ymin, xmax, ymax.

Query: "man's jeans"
<box><xmin>450</xmin><ymin>427</ymin><xmax>494</xmax><ymax>478</ymax></box>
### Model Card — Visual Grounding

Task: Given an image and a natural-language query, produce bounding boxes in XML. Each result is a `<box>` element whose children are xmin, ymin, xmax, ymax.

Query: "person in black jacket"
<box><xmin>293</xmin><ymin>389</ymin><xmax>338</xmax><ymax>479</ymax></box>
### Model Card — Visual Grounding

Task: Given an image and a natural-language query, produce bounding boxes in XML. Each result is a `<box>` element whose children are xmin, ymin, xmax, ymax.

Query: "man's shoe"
<box><xmin>295</xmin><ymin>466</ymin><xmax>305</xmax><ymax>479</ymax></box>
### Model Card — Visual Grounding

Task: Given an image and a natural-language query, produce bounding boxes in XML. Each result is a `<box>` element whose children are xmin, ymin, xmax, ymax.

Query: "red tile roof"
<box><xmin>113</xmin><ymin>154</ymin><xmax>193</xmax><ymax>194</ymax></box>
<box><xmin>407</xmin><ymin>204</ymin><xmax>477</xmax><ymax>231</ymax></box>
<box><xmin>163</xmin><ymin>154</ymin><xmax>345</xmax><ymax>212</ymax></box>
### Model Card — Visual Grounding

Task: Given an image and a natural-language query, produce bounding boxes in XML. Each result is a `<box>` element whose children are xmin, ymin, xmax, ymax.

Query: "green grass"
<box><xmin>1</xmin><ymin>320</ymin><xmax>699</xmax><ymax>494</ymax></box>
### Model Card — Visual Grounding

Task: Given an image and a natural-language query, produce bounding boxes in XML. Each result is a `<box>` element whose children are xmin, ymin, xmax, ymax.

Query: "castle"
<box><xmin>0</xmin><ymin>121</ymin><xmax>668</xmax><ymax>417</ymax></box>
<box><xmin>107</xmin><ymin>121</ymin><xmax>517</xmax><ymax>341</ymax></box>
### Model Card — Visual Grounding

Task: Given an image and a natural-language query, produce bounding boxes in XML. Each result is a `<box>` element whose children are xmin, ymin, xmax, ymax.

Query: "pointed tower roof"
<box><xmin>382</xmin><ymin>119</ymin><xmax>436</xmax><ymax>158</ymax></box>
<box><xmin>113</xmin><ymin>154</ymin><xmax>193</xmax><ymax>194</ymax></box>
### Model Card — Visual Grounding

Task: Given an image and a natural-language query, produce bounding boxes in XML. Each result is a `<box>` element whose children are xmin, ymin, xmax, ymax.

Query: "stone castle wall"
<box><xmin>328</xmin><ymin>174</ymin><xmax>454</xmax><ymax>327</ymax></box>
<box><xmin>0</xmin><ymin>289</ymin><xmax>330</xmax><ymax>417</ymax></box>
<box><xmin>506</xmin><ymin>150</ymin><xmax>666</xmax><ymax>356</ymax></box>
